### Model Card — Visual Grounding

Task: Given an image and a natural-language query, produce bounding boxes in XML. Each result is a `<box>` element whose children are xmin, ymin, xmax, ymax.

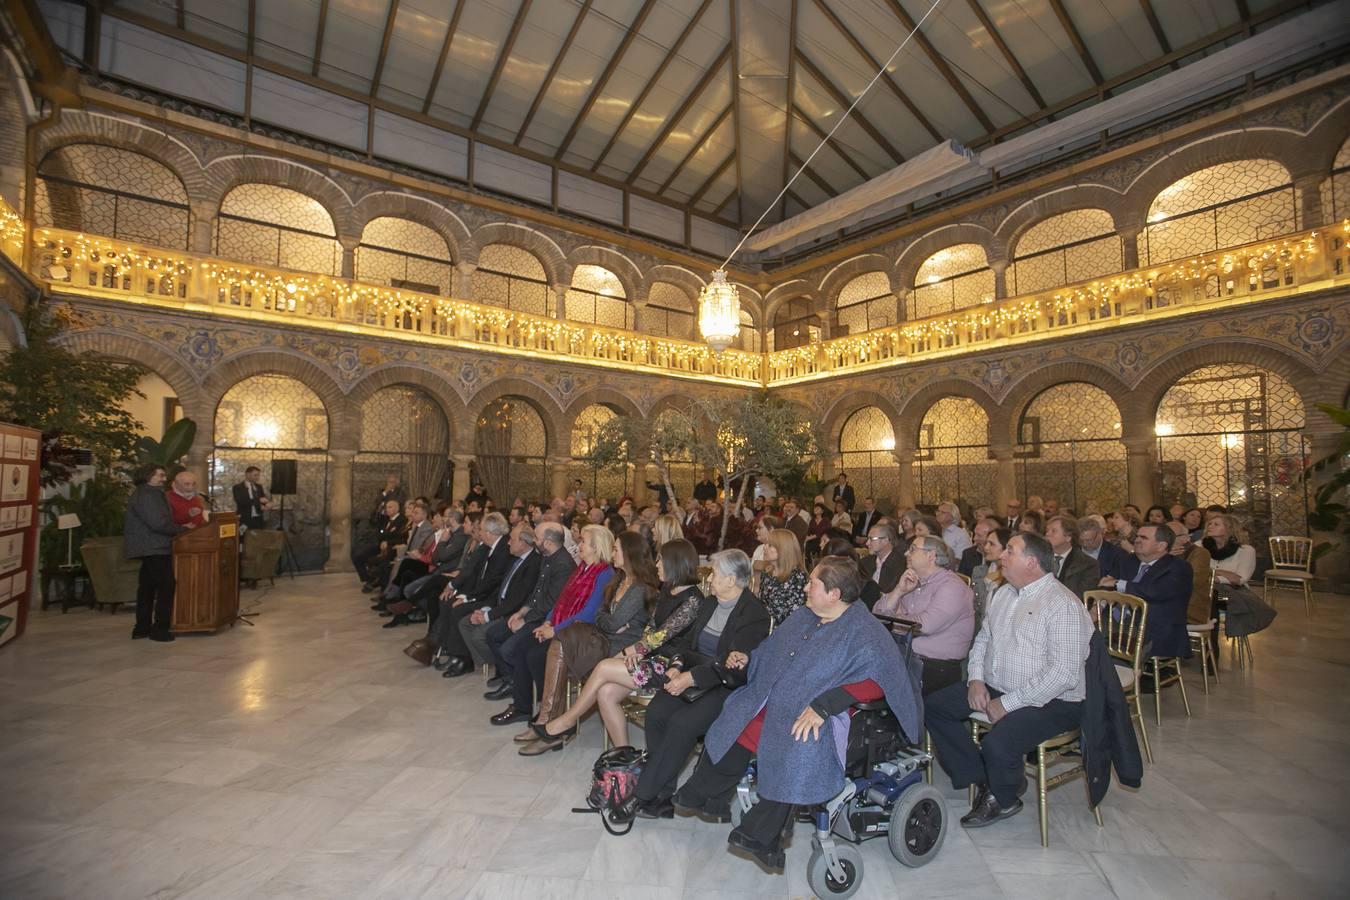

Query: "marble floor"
<box><xmin>1</xmin><ymin>575</ymin><xmax>1347</xmax><ymax>899</ymax></box>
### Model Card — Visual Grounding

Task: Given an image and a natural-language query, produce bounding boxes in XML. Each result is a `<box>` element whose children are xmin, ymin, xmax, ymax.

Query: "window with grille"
<box><xmin>910</xmin><ymin>244</ymin><xmax>995</xmax><ymax>320</ymax></box>
<box><xmin>566</xmin><ymin>264</ymin><xmax>633</xmax><ymax>330</ymax></box>
<box><xmin>839</xmin><ymin>406</ymin><xmax>899</xmax><ymax>505</ymax></box>
<box><xmin>1015</xmin><ymin>383</ymin><xmax>1125</xmax><ymax>517</ymax></box>
<box><xmin>355</xmin><ymin>217</ymin><xmax>453</xmax><ymax>296</ymax></box>
<box><xmin>1142</xmin><ymin>160</ymin><xmax>1296</xmax><ymax>265</ymax></box>
<box><xmin>216</xmin><ymin>184</ymin><xmax>341</xmax><ymax>275</ymax></box>
<box><xmin>570</xmin><ymin>403</ymin><xmax>633</xmax><ymax>501</ymax></box>
<box><xmin>1010</xmin><ymin>209</ymin><xmax>1123</xmax><ymax>295</ymax></box>
<box><xmin>355</xmin><ymin>385</ymin><xmax>451</xmax><ymax>502</ymax></box>
<box><xmin>1321</xmin><ymin>138</ymin><xmax>1350</xmax><ymax>224</ymax></box>
<box><xmin>772</xmin><ymin>296</ymin><xmax>820</xmax><ymax>351</ymax></box>
<box><xmin>473</xmin><ymin>243</ymin><xmax>552</xmax><ymax>316</ymax></box>
<box><xmin>835</xmin><ymin>271</ymin><xmax>896</xmax><ymax>335</ymax></box>
<box><xmin>34</xmin><ymin>144</ymin><xmax>191</xmax><ymax>249</ymax></box>
<box><xmin>645</xmin><ymin>282</ymin><xmax>695</xmax><ymax>341</ymax></box>
<box><xmin>474</xmin><ymin>397</ymin><xmax>549</xmax><ymax>503</ymax></box>
<box><xmin>915</xmin><ymin>397</ymin><xmax>995</xmax><ymax>509</ymax></box>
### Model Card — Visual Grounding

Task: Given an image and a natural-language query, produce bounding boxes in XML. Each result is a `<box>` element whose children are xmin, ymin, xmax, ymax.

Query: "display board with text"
<box><xmin>0</xmin><ymin>423</ymin><xmax>40</xmax><ymax>649</ymax></box>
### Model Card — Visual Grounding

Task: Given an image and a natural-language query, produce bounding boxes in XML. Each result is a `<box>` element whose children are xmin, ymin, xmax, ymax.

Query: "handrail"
<box><xmin>28</xmin><ymin>226</ymin><xmax>766</xmax><ymax>386</ymax></box>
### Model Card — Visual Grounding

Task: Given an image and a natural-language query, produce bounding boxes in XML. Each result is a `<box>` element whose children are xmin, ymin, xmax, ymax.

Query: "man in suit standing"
<box><xmin>860</xmin><ymin>521</ymin><xmax>906</xmax><ymax>595</ymax></box>
<box><xmin>1099</xmin><ymin>524</ymin><xmax>1193</xmax><ymax>663</ymax></box>
<box><xmin>1045</xmin><ymin>515</ymin><xmax>1099</xmax><ymax>600</ymax></box>
<box><xmin>852</xmin><ymin>496</ymin><xmax>880</xmax><ymax>547</ymax></box>
<box><xmin>442</xmin><ymin>523</ymin><xmax>541</xmax><ymax>676</ymax></box>
<box><xmin>830</xmin><ymin>472</ymin><xmax>856</xmax><ymax>513</ymax></box>
<box><xmin>484</xmin><ymin>522</ymin><xmax>577</xmax><ymax>700</ymax></box>
<box><xmin>232</xmin><ymin>466</ymin><xmax>270</xmax><ymax>530</ymax></box>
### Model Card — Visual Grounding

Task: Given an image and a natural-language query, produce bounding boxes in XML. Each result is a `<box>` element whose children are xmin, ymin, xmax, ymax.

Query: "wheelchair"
<box><xmin>730</xmin><ymin>616</ymin><xmax>948</xmax><ymax>899</ymax></box>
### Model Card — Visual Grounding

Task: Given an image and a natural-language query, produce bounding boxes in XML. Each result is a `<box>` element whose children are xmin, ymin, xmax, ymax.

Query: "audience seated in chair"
<box><xmin>1046</xmin><ymin>515</ymin><xmax>1099</xmax><ymax>600</ymax></box>
<box><xmin>434</xmin><ymin>523</ymin><xmax>541</xmax><ymax>673</ymax></box>
<box><xmin>1098</xmin><ymin>524</ymin><xmax>1193</xmax><ymax>664</ymax></box>
<box><xmin>874</xmin><ymin>535</ymin><xmax>975</xmax><ymax>695</ymax></box>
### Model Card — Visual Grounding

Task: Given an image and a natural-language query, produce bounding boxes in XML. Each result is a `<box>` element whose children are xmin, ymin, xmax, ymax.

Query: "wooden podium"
<box><xmin>171</xmin><ymin>512</ymin><xmax>240</xmax><ymax>633</ymax></box>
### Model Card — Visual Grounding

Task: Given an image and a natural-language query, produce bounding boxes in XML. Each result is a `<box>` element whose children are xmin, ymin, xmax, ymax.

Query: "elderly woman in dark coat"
<box><xmin>671</xmin><ymin>556</ymin><xmax>920</xmax><ymax>869</ymax></box>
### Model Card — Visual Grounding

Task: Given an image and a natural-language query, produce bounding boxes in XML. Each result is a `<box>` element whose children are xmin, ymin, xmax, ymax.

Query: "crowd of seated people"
<box><xmin>352</xmin><ymin>473</ymin><xmax>1281</xmax><ymax>870</ymax></box>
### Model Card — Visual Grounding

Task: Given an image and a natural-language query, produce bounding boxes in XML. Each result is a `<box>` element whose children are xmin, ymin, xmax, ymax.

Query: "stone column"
<box><xmin>1304</xmin><ymin>427</ymin><xmax>1347</xmax><ymax>590</ymax></box>
<box><xmin>1123</xmin><ymin>435</ymin><xmax>1157</xmax><ymax>510</ymax></box>
<box><xmin>1294</xmin><ymin>172</ymin><xmax>1325</xmax><ymax>229</ymax></box>
<box><xmin>453</xmin><ymin>261</ymin><xmax>477</xmax><ymax>300</ymax></box>
<box><xmin>188</xmin><ymin>199</ymin><xmax>216</xmax><ymax>255</ymax></box>
<box><xmin>340</xmin><ymin>236</ymin><xmax>360</xmax><ymax>279</ymax></box>
<box><xmin>991</xmin><ymin>443</ymin><xmax>1017</xmax><ymax>514</ymax></box>
<box><xmin>1119</xmin><ymin>222</ymin><xmax>1142</xmax><ymax>270</ymax></box>
<box><xmin>325</xmin><ymin>448</ymin><xmax>355</xmax><ymax>573</ymax></box>
<box><xmin>893</xmin><ymin>448</ymin><xmax>915</xmax><ymax>511</ymax></box>
<box><xmin>990</xmin><ymin>259</ymin><xmax>1009</xmax><ymax>300</ymax></box>
<box><xmin>552</xmin><ymin>284</ymin><xmax>569</xmax><ymax>320</ymax></box>
<box><xmin>450</xmin><ymin>452</ymin><xmax>474</xmax><ymax>504</ymax></box>
<box><xmin>549</xmin><ymin>457</ymin><xmax>572</xmax><ymax>500</ymax></box>
<box><xmin>183</xmin><ymin>437</ymin><xmax>213</xmax><ymax>503</ymax></box>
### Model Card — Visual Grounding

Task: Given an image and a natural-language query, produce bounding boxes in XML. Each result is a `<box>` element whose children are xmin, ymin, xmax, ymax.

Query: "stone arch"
<box><xmin>202</xmin><ymin>350</ymin><xmax>356</xmax><ymax>449</ymax></box>
<box><xmin>352</xmin><ymin>192</ymin><xmax>476</xmax><ymax>263</ymax></box>
<box><xmin>1303</xmin><ymin>94</ymin><xmax>1350</xmax><ymax>175</ymax></box>
<box><xmin>995</xmin><ymin>361</ymin><xmax>1134</xmax><ymax>446</ymax></box>
<box><xmin>639</xmin><ymin>264</ymin><xmax>704</xmax><ymax>307</ymax></box>
<box><xmin>816</xmin><ymin>254</ymin><xmax>898</xmax><ymax>309</ymax></box>
<box><xmin>346</xmin><ymin>364</ymin><xmax>466</xmax><ymax>447</ymax></box>
<box><xmin>995</xmin><ymin>185</ymin><xmax>1129</xmax><ymax>250</ymax></box>
<box><xmin>562</xmin><ymin>386</ymin><xmax>644</xmax><ymax>436</ymax></box>
<box><xmin>893</xmin><ymin>223</ymin><xmax>1001</xmax><ymax>292</ymax></box>
<box><xmin>822</xmin><ymin>391</ymin><xmax>902</xmax><ymax>454</ymax></box>
<box><xmin>35</xmin><ymin>111</ymin><xmax>211</xmax><ymax>199</ymax></box>
<box><xmin>763</xmin><ymin>279</ymin><xmax>819</xmax><ymax>325</ymax></box>
<box><xmin>896</xmin><ymin>379</ymin><xmax>1000</xmax><ymax>449</ymax></box>
<box><xmin>472</xmin><ymin>222</ymin><xmax>567</xmax><ymax>286</ymax></box>
<box><xmin>567</xmin><ymin>245</ymin><xmax>643</xmax><ymax>303</ymax></box>
<box><xmin>204</xmin><ymin>155</ymin><xmax>359</xmax><ymax>238</ymax></box>
<box><xmin>1120</xmin><ymin>130</ymin><xmax>1305</xmax><ymax>229</ymax></box>
<box><xmin>468</xmin><ymin>376</ymin><xmax>565</xmax><ymax>457</ymax></box>
<box><xmin>1123</xmin><ymin>341</ymin><xmax>1320</xmax><ymax>436</ymax></box>
<box><xmin>54</xmin><ymin>329</ymin><xmax>212</xmax><ymax>425</ymax></box>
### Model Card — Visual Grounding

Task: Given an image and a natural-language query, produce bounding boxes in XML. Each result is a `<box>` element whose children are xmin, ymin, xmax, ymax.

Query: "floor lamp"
<box><xmin>57</xmin><ymin>513</ymin><xmax>81</xmax><ymax>568</ymax></box>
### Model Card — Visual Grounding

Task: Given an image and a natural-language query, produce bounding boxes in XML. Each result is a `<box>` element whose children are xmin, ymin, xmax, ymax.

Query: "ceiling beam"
<box><xmin>781</xmin><ymin>0</ymin><xmax>799</xmax><ymax>220</ymax></box>
<box><xmin>554</xmin><ymin>0</ymin><xmax>659</xmax><ymax>160</ymax></box>
<box><xmin>591</xmin><ymin>0</ymin><xmax>715</xmax><ymax>174</ymax></box>
<box><xmin>1138</xmin><ymin>0</ymin><xmax>1173</xmax><ymax>55</ymax></box>
<box><xmin>515</xmin><ymin>0</ymin><xmax>593</xmax><ymax>144</ymax></box>
<box><xmin>714</xmin><ymin>189</ymin><xmax>738</xmax><ymax>218</ymax></box>
<box><xmin>657</xmin><ymin>104</ymin><xmax>732</xmax><ymax>196</ymax></box>
<box><xmin>792</xmin><ymin>104</ymin><xmax>870</xmax><ymax>182</ymax></box>
<box><xmin>423</xmin><ymin>1</ymin><xmax>465</xmax><ymax>115</ymax></box>
<box><xmin>1047</xmin><ymin>0</ymin><xmax>1104</xmax><ymax>86</ymax></box>
<box><xmin>878</xmin><ymin>0</ymin><xmax>994</xmax><ymax>131</ymax></box>
<box><xmin>312</xmin><ymin>0</ymin><xmax>329</xmax><ymax>77</ymax></box>
<box><xmin>785</xmin><ymin>188</ymin><xmax>810</xmax><ymax>213</ymax></box>
<box><xmin>789</xmin><ymin>150</ymin><xmax>840</xmax><ymax>199</ymax></box>
<box><xmin>813</xmin><ymin>0</ymin><xmax>941</xmax><ymax>143</ymax></box>
<box><xmin>370</xmin><ymin>0</ymin><xmax>401</xmax><ymax>98</ymax></box>
<box><xmin>625</xmin><ymin>43</ymin><xmax>732</xmax><ymax>187</ymax></box>
<box><xmin>964</xmin><ymin>0</ymin><xmax>1044</xmax><ymax>108</ymax></box>
<box><xmin>688</xmin><ymin>152</ymin><xmax>735</xmax><ymax>207</ymax></box>
<box><xmin>728</xmin><ymin>0</ymin><xmax>744</xmax><ymax>224</ymax></box>
<box><xmin>473</xmin><ymin>0</ymin><xmax>532</xmax><ymax>130</ymax></box>
<box><xmin>176</xmin><ymin>0</ymin><xmax>185</xmax><ymax>29</ymax></box>
<box><xmin>1234</xmin><ymin>0</ymin><xmax>1253</xmax><ymax>36</ymax></box>
<box><xmin>795</xmin><ymin>50</ymin><xmax>904</xmax><ymax>165</ymax></box>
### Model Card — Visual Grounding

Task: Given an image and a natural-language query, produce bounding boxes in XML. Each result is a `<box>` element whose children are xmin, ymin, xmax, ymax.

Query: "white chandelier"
<box><xmin>698</xmin><ymin>269</ymin><xmax>741</xmax><ymax>353</ymax></box>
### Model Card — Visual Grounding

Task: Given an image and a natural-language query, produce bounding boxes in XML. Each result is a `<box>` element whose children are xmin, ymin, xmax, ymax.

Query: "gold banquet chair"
<box><xmin>1087</xmin><ymin>590</ymin><xmax>1152</xmax><ymax>764</ymax></box>
<box><xmin>1265</xmin><ymin>536</ymin><xmax>1315</xmax><ymax>614</ymax></box>
<box><xmin>1186</xmin><ymin>569</ymin><xmax>1219</xmax><ymax>694</ymax></box>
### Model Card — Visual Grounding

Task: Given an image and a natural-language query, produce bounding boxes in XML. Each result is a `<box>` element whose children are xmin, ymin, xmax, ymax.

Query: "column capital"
<box><xmin>329</xmin><ymin>448</ymin><xmax>357</xmax><ymax>462</ymax></box>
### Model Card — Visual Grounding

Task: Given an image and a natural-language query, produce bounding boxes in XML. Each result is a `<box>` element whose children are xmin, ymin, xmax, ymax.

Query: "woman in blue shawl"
<box><xmin>673</xmin><ymin>556</ymin><xmax>921</xmax><ymax>869</ymax></box>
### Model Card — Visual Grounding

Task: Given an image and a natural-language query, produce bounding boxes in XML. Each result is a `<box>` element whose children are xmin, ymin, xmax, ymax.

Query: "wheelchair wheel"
<box><xmin>805</xmin><ymin>842</ymin><xmax>863</xmax><ymax>899</ymax></box>
<box><xmin>887</xmin><ymin>783</ymin><xmax>946</xmax><ymax>867</ymax></box>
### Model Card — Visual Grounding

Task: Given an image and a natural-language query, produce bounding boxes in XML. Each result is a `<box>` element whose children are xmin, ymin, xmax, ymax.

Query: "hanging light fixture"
<box><xmin>695</xmin><ymin>0</ymin><xmax>943</xmax><ymax>353</ymax></box>
<box><xmin>698</xmin><ymin>269</ymin><xmax>741</xmax><ymax>352</ymax></box>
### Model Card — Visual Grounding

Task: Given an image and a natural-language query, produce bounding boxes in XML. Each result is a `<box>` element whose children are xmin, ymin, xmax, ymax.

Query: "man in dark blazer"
<box><xmin>851</xmin><ymin>496</ymin><xmax>880</xmax><ymax>547</ymax></box>
<box><xmin>485</xmin><ymin>522</ymin><xmax>578</xmax><ymax>701</ymax></box>
<box><xmin>419</xmin><ymin>512</ymin><xmax>514</xmax><ymax>665</ymax></box>
<box><xmin>1099</xmin><ymin>524</ymin><xmax>1193</xmax><ymax>661</ymax></box>
<box><xmin>859</xmin><ymin>521</ymin><xmax>905</xmax><ymax>595</ymax></box>
<box><xmin>958</xmin><ymin>516</ymin><xmax>998</xmax><ymax>577</ymax></box>
<box><xmin>1080</xmin><ymin>517</ymin><xmax>1126</xmax><ymax>578</ymax></box>
<box><xmin>232</xmin><ymin>466</ymin><xmax>270</xmax><ymax>530</ymax></box>
<box><xmin>441</xmin><ymin>524</ymin><xmax>542</xmax><ymax>676</ymax></box>
<box><xmin>1046</xmin><ymin>515</ymin><xmax>1100</xmax><ymax>600</ymax></box>
<box><xmin>830</xmin><ymin>473</ymin><xmax>856</xmax><ymax>513</ymax></box>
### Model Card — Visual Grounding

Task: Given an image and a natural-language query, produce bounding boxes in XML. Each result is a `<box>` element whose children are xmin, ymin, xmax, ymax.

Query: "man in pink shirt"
<box><xmin>875</xmin><ymin>535</ymin><xmax>975</xmax><ymax>695</ymax></box>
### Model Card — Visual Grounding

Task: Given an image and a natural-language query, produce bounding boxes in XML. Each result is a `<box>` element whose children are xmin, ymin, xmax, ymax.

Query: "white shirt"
<box><xmin>943</xmin><ymin>523</ymin><xmax>973</xmax><ymax>556</ymax></box>
<box><xmin>967</xmin><ymin>573</ymin><xmax>1093</xmax><ymax>713</ymax></box>
<box><xmin>1212</xmin><ymin>544</ymin><xmax>1256</xmax><ymax>586</ymax></box>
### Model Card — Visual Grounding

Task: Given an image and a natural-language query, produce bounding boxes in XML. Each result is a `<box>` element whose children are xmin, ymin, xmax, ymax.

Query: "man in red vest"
<box><xmin>167</xmin><ymin>470</ymin><xmax>210</xmax><ymax>528</ymax></box>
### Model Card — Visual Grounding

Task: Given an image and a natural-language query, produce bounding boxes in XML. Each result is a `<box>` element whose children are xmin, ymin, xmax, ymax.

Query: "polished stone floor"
<box><xmin>1</xmin><ymin>574</ymin><xmax>1347</xmax><ymax>899</ymax></box>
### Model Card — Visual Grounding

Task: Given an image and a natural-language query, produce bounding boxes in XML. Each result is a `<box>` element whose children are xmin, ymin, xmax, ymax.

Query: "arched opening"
<box><xmin>211</xmin><ymin>374</ymin><xmax>331</xmax><ymax>571</ymax></box>
<box><xmin>835</xmin><ymin>271</ymin><xmax>895</xmax><ymax>336</ymax></box>
<box><xmin>644</xmin><ymin>282</ymin><xmax>695</xmax><ymax>341</ymax></box>
<box><xmin>771</xmin><ymin>296</ymin><xmax>820</xmax><ymax>352</ymax></box>
<box><xmin>357</xmin><ymin>385</ymin><xmax>451</xmax><ymax>505</ymax></box>
<box><xmin>1015</xmin><ymin>383</ymin><xmax>1125</xmax><ymax>516</ymax></box>
<box><xmin>216</xmin><ymin>184</ymin><xmax>342</xmax><ymax>275</ymax></box>
<box><xmin>474</xmin><ymin>396</ymin><xmax>548</xmax><ymax>503</ymax></box>
<box><xmin>35</xmin><ymin>144</ymin><xmax>190</xmax><ymax>249</ymax></box>
<box><xmin>910</xmin><ymin>244</ymin><xmax>995</xmax><ymax>320</ymax></box>
<box><xmin>473</xmin><ymin>243</ymin><xmax>552</xmax><ymax>316</ymax></box>
<box><xmin>738</xmin><ymin>309</ymin><xmax>760</xmax><ymax>353</ymax></box>
<box><xmin>355</xmin><ymin>217</ymin><xmax>453</xmax><ymax>295</ymax></box>
<box><xmin>567</xmin><ymin>264</ymin><xmax>633</xmax><ymax>330</ymax></box>
<box><xmin>1142</xmin><ymin>160</ymin><xmax>1295</xmax><ymax>264</ymax></box>
<box><xmin>915</xmin><ymin>398</ymin><xmax>994</xmax><ymax>510</ymax></box>
<box><xmin>1010</xmin><ymin>209</ymin><xmax>1122</xmax><ymax>295</ymax></box>
<box><xmin>1322</xmin><ymin>136</ymin><xmax>1350</xmax><ymax>223</ymax></box>
<box><xmin>570</xmin><ymin>403</ymin><xmax>633</xmax><ymax>502</ymax></box>
<box><xmin>1155</xmin><ymin>364</ymin><xmax>1307</xmax><ymax>547</ymax></box>
<box><xmin>839</xmin><ymin>407</ymin><xmax>898</xmax><ymax>504</ymax></box>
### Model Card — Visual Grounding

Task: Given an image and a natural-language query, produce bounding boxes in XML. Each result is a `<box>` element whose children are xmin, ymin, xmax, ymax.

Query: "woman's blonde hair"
<box><xmin>653</xmin><ymin>513</ymin><xmax>684</xmax><ymax>547</ymax></box>
<box><xmin>766</xmin><ymin>528</ymin><xmax>806</xmax><ymax>581</ymax></box>
<box><xmin>581</xmin><ymin>523</ymin><xmax>615</xmax><ymax>564</ymax></box>
<box><xmin>1209</xmin><ymin>512</ymin><xmax>1247</xmax><ymax>545</ymax></box>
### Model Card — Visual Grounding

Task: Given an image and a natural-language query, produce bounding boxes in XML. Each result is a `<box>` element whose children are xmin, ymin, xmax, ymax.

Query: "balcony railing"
<box><xmin>28</xmin><ymin>227</ymin><xmax>765</xmax><ymax>386</ymax></box>
<box><xmin>767</xmin><ymin>223</ymin><xmax>1350</xmax><ymax>384</ymax></box>
<box><xmin>0</xmin><ymin>195</ymin><xmax>22</xmax><ymax>267</ymax></box>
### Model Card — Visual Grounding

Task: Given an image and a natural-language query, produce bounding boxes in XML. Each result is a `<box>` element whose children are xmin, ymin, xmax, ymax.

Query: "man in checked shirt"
<box><xmin>924</xmin><ymin>532</ymin><xmax>1094</xmax><ymax>828</ymax></box>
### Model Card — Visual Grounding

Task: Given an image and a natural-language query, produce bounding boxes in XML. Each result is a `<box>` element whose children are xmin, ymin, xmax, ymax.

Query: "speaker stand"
<box><xmin>275</xmin><ymin>496</ymin><xmax>300</xmax><ymax>579</ymax></box>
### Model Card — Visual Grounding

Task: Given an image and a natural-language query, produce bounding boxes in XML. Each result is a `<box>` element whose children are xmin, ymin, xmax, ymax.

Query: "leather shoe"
<box><xmin>441</xmin><ymin>656</ymin><xmax>473</xmax><ymax>678</ymax></box>
<box><xmin>960</xmin><ymin>791</ymin><xmax>1023</xmax><ymax>828</ymax></box>
<box><xmin>672</xmin><ymin>795</ymin><xmax>731</xmax><ymax>824</ymax></box>
<box><xmin>727</xmin><ymin>828</ymin><xmax>785</xmax><ymax>870</ymax></box>
<box><xmin>486</xmin><ymin>675</ymin><xmax>505</xmax><ymax>688</ymax></box>
<box><xmin>513</xmin><ymin>726</ymin><xmax>538</xmax><ymax>743</ymax></box>
<box><xmin>517</xmin><ymin>737</ymin><xmax>565</xmax><ymax>756</ymax></box>
<box><xmin>490</xmin><ymin>706</ymin><xmax>529</xmax><ymax>726</ymax></box>
<box><xmin>382</xmin><ymin>614</ymin><xmax>409</xmax><ymax>628</ymax></box>
<box><xmin>148</xmin><ymin>632</ymin><xmax>175</xmax><ymax>643</ymax></box>
<box><xmin>403</xmin><ymin>641</ymin><xmax>433</xmax><ymax>666</ymax></box>
<box><xmin>131</xmin><ymin>628</ymin><xmax>150</xmax><ymax>640</ymax></box>
<box><xmin>407</xmin><ymin>610</ymin><xmax>427</xmax><ymax>623</ymax></box>
<box><xmin>362</xmin><ymin>583</ymin><xmax>377</xmax><ymax>594</ymax></box>
<box><xmin>637</xmin><ymin>798</ymin><xmax>674</xmax><ymax>819</ymax></box>
<box><xmin>484</xmin><ymin>682</ymin><xmax>513</xmax><ymax>701</ymax></box>
<box><xmin>369</xmin><ymin>602</ymin><xmax>387</xmax><ymax>611</ymax></box>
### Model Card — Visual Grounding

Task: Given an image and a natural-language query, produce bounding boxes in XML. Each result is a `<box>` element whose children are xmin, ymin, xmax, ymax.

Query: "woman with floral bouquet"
<box><xmin>534</xmin><ymin>540</ymin><xmax>705</xmax><ymax>748</ymax></box>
